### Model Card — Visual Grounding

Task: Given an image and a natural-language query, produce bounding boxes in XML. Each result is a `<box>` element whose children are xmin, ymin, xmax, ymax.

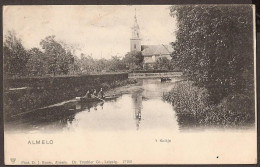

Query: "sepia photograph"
<box><xmin>3</xmin><ymin>4</ymin><xmax>257</xmax><ymax>165</ymax></box>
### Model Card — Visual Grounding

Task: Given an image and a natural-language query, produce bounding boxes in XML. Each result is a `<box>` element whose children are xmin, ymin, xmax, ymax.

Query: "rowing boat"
<box><xmin>161</xmin><ymin>77</ymin><xmax>172</xmax><ymax>82</ymax></box>
<box><xmin>76</xmin><ymin>95</ymin><xmax>119</xmax><ymax>103</ymax></box>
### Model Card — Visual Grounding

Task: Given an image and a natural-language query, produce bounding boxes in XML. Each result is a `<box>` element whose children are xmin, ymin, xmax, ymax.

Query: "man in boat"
<box><xmin>97</xmin><ymin>88</ymin><xmax>104</xmax><ymax>99</ymax></box>
<box><xmin>91</xmin><ymin>89</ymin><xmax>97</xmax><ymax>98</ymax></box>
<box><xmin>84</xmin><ymin>90</ymin><xmax>91</xmax><ymax>98</ymax></box>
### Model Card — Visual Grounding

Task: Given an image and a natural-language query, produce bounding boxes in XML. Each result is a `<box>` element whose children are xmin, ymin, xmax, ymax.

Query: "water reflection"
<box><xmin>131</xmin><ymin>90</ymin><xmax>143</xmax><ymax>130</ymax></box>
<box><xmin>5</xmin><ymin>78</ymin><xmax>180</xmax><ymax>133</ymax></box>
<box><xmin>76</xmin><ymin>101</ymin><xmax>105</xmax><ymax>112</ymax></box>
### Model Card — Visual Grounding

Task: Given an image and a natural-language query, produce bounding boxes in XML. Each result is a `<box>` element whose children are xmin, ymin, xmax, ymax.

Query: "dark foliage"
<box><xmin>40</xmin><ymin>36</ymin><xmax>74</xmax><ymax>76</ymax></box>
<box><xmin>4</xmin><ymin>73</ymin><xmax>136</xmax><ymax>118</ymax></box>
<box><xmin>163</xmin><ymin>81</ymin><xmax>254</xmax><ymax>128</ymax></box>
<box><xmin>123</xmin><ymin>51</ymin><xmax>144</xmax><ymax>70</ymax></box>
<box><xmin>170</xmin><ymin>5</ymin><xmax>254</xmax><ymax>103</ymax></box>
<box><xmin>3</xmin><ymin>31</ymin><xmax>29</xmax><ymax>76</ymax></box>
<box><xmin>154</xmin><ymin>57</ymin><xmax>174</xmax><ymax>70</ymax></box>
<box><xmin>164</xmin><ymin>5</ymin><xmax>255</xmax><ymax>127</ymax></box>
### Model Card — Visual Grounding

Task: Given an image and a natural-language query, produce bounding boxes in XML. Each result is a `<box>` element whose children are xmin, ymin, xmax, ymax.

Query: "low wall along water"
<box><xmin>4</xmin><ymin>73</ymin><xmax>129</xmax><ymax>118</ymax></box>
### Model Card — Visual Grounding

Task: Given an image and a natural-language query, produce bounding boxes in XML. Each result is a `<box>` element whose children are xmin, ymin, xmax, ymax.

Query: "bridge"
<box><xmin>128</xmin><ymin>72</ymin><xmax>182</xmax><ymax>79</ymax></box>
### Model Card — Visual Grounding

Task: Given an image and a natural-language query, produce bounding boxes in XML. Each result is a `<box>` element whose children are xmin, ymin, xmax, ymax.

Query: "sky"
<box><xmin>3</xmin><ymin>5</ymin><xmax>177</xmax><ymax>59</ymax></box>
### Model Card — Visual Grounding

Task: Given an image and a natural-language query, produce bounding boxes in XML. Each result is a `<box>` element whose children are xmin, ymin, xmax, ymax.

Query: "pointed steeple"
<box><xmin>133</xmin><ymin>8</ymin><xmax>139</xmax><ymax>29</ymax></box>
<box><xmin>130</xmin><ymin>8</ymin><xmax>141</xmax><ymax>52</ymax></box>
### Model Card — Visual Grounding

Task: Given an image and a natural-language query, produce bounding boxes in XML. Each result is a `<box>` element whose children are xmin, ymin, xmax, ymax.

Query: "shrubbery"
<box><xmin>164</xmin><ymin>5</ymin><xmax>255</xmax><ymax>128</ymax></box>
<box><xmin>170</xmin><ymin>5</ymin><xmax>254</xmax><ymax>103</ymax></box>
<box><xmin>163</xmin><ymin>81</ymin><xmax>255</xmax><ymax>128</ymax></box>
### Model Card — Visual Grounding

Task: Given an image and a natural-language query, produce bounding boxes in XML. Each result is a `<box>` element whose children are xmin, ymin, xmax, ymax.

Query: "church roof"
<box><xmin>141</xmin><ymin>45</ymin><xmax>174</xmax><ymax>56</ymax></box>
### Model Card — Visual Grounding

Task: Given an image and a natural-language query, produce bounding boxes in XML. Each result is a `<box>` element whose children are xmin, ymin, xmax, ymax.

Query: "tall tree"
<box><xmin>170</xmin><ymin>5</ymin><xmax>254</xmax><ymax>103</ymax></box>
<box><xmin>3</xmin><ymin>31</ymin><xmax>28</xmax><ymax>76</ymax></box>
<box><xmin>79</xmin><ymin>54</ymin><xmax>96</xmax><ymax>73</ymax></box>
<box><xmin>26</xmin><ymin>48</ymin><xmax>47</xmax><ymax>76</ymax></box>
<box><xmin>108</xmin><ymin>56</ymin><xmax>126</xmax><ymax>71</ymax></box>
<box><xmin>40</xmin><ymin>36</ymin><xmax>74</xmax><ymax>75</ymax></box>
<box><xmin>123</xmin><ymin>51</ymin><xmax>143</xmax><ymax>70</ymax></box>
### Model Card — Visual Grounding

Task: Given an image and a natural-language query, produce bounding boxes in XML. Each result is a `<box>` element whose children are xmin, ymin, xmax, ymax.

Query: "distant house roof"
<box><xmin>141</xmin><ymin>44</ymin><xmax>173</xmax><ymax>56</ymax></box>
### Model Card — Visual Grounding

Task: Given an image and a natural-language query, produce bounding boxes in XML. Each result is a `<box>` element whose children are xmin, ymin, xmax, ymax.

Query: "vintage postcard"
<box><xmin>3</xmin><ymin>5</ymin><xmax>257</xmax><ymax>165</ymax></box>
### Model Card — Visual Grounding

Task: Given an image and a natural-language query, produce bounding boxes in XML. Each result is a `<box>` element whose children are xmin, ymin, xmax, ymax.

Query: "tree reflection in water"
<box><xmin>5</xmin><ymin>78</ymin><xmax>182</xmax><ymax>132</ymax></box>
<box><xmin>5</xmin><ymin>100</ymin><xmax>107</xmax><ymax>131</ymax></box>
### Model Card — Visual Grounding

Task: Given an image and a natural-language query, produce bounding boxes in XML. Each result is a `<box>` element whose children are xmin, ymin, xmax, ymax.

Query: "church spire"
<box><xmin>130</xmin><ymin>8</ymin><xmax>141</xmax><ymax>52</ymax></box>
<box><xmin>133</xmin><ymin>8</ymin><xmax>139</xmax><ymax>29</ymax></box>
<box><xmin>135</xmin><ymin>8</ymin><xmax>136</xmax><ymax>20</ymax></box>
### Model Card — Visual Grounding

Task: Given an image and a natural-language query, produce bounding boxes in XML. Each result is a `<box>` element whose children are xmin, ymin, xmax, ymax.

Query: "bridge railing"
<box><xmin>128</xmin><ymin>72</ymin><xmax>182</xmax><ymax>78</ymax></box>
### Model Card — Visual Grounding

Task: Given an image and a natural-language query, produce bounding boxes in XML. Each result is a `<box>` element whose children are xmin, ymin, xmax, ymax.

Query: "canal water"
<box><xmin>5</xmin><ymin>78</ymin><xmax>180</xmax><ymax>133</ymax></box>
<box><xmin>4</xmin><ymin>78</ymin><xmax>256</xmax><ymax>164</ymax></box>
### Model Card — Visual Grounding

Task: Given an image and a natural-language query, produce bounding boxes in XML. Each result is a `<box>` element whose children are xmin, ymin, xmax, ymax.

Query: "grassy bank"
<box><xmin>163</xmin><ymin>81</ymin><xmax>255</xmax><ymax>128</ymax></box>
<box><xmin>4</xmin><ymin>73</ymin><xmax>136</xmax><ymax>118</ymax></box>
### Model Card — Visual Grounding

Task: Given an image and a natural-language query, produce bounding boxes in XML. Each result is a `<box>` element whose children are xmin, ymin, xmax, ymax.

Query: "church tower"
<box><xmin>130</xmin><ymin>9</ymin><xmax>141</xmax><ymax>52</ymax></box>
